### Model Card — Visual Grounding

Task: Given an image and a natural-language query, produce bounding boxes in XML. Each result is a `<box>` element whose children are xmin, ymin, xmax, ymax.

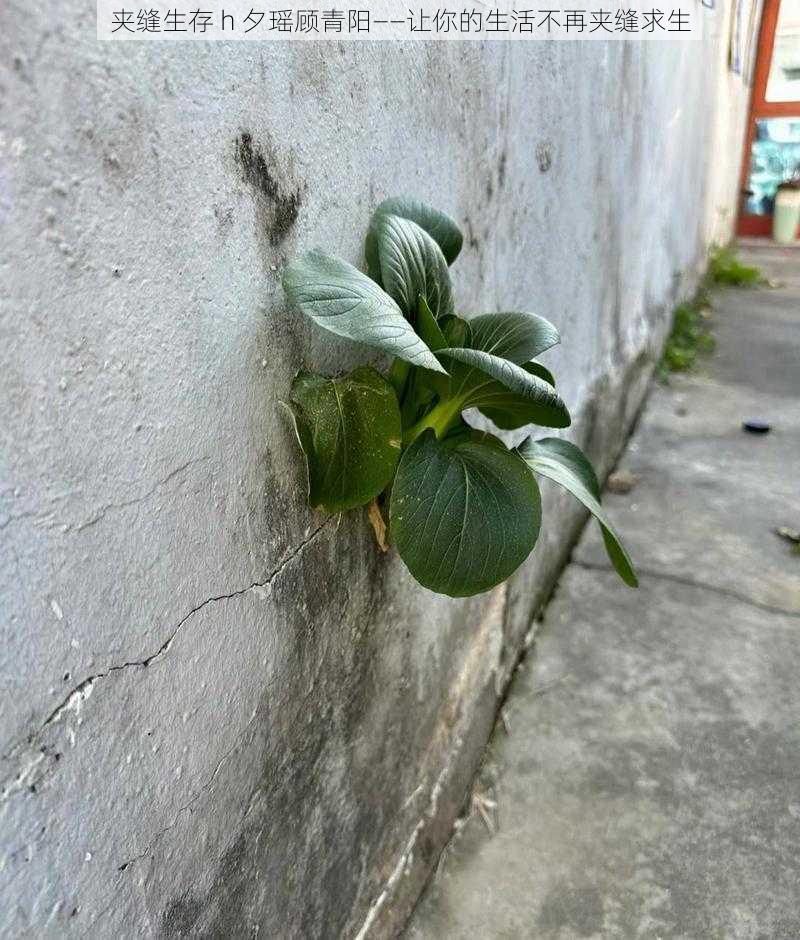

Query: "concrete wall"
<box><xmin>1</xmin><ymin>5</ymin><xmax>752</xmax><ymax>937</ymax></box>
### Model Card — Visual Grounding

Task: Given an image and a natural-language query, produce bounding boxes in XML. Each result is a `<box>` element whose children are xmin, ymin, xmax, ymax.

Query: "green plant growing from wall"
<box><xmin>282</xmin><ymin>198</ymin><xmax>637</xmax><ymax>597</ymax></box>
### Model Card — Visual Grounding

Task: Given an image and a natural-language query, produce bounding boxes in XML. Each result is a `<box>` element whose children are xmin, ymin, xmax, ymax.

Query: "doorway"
<box><xmin>738</xmin><ymin>0</ymin><xmax>800</xmax><ymax>236</ymax></box>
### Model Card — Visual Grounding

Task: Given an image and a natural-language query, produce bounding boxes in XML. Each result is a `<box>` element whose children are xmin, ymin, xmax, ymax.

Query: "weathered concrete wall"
<box><xmin>1</xmin><ymin>6</ymin><xmax>751</xmax><ymax>936</ymax></box>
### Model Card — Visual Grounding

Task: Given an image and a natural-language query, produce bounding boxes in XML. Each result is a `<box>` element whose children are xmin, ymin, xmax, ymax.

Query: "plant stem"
<box><xmin>402</xmin><ymin>397</ymin><xmax>463</xmax><ymax>446</ymax></box>
<box><xmin>388</xmin><ymin>358</ymin><xmax>411</xmax><ymax>403</ymax></box>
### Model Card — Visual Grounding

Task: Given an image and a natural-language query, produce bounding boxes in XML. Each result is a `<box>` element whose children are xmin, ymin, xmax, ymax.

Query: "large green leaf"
<box><xmin>365</xmin><ymin>197</ymin><xmax>463</xmax><ymax>281</ymax></box>
<box><xmin>467</xmin><ymin>312</ymin><xmax>560</xmax><ymax>364</ymax></box>
<box><xmin>282</xmin><ymin>250</ymin><xmax>446</xmax><ymax>374</ymax></box>
<box><xmin>428</xmin><ymin>313</ymin><xmax>568</xmax><ymax>429</ymax></box>
<box><xmin>437</xmin><ymin>347</ymin><xmax>571</xmax><ymax>429</ymax></box>
<box><xmin>479</xmin><ymin>361</ymin><xmax>556</xmax><ymax>429</ymax></box>
<box><xmin>374</xmin><ymin>215</ymin><xmax>454</xmax><ymax>320</ymax></box>
<box><xmin>289</xmin><ymin>367</ymin><xmax>402</xmax><ymax>513</ymax></box>
<box><xmin>390</xmin><ymin>430</ymin><xmax>541</xmax><ymax>597</ymax></box>
<box><xmin>524</xmin><ymin>361</ymin><xmax>556</xmax><ymax>387</ymax></box>
<box><xmin>517</xmin><ymin>437</ymin><xmax>638</xmax><ymax>587</ymax></box>
<box><xmin>416</xmin><ymin>296</ymin><xmax>447</xmax><ymax>351</ymax></box>
<box><xmin>440</xmin><ymin>315</ymin><xmax>471</xmax><ymax>348</ymax></box>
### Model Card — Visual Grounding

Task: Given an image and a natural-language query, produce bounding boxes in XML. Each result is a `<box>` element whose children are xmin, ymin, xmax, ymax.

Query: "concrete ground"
<box><xmin>405</xmin><ymin>245</ymin><xmax>800</xmax><ymax>940</ymax></box>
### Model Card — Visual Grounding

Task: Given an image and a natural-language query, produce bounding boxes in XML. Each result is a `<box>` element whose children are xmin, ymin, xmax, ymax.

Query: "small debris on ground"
<box><xmin>499</xmin><ymin>708</ymin><xmax>511</xmax><ymax>735</ymax></box>
<box><xmin>530</xmin><ymin>673</ymin><xmax>571</xmax><ymax>697</ymax></box>
<box><xmin>606</xmin><ymin>470</ymin><xmax>639</xmax><ymax>494</ymax></box>
<box><xmin>742</xmin><ymin>419</ymin><xmax>771</xmax><ymax>434</ymax></box>
<box><xmin>776</xmin><ymin>527</ymin><xmax>800</xmax><ymax>555</ymax></box>
<box><xmin>471</xmin><ymin>789</ymin><xmax>498</xmax><ymax>834</ymax></box>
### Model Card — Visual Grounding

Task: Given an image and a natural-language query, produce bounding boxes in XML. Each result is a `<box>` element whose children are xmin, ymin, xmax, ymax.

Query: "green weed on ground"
<box><xmin>707</xmin><ymin>246</ymin><xmax>762</xmax><ymax>287</ymax></box>
<box><xmin>659</xmin><ymin>294</ymin><xmax>715</xmax><ymax>376</ymax></box>
<box><xmin>659</xmin><ymin>247</ymin><xmax>761</xmax><ymax>378</ymax></box>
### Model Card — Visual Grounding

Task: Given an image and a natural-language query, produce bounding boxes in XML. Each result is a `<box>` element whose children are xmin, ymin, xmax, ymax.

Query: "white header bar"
<box><xmin>97</xmin><ymin>0</ymin><xmax>705</xmax><ymax>39</ymax></box>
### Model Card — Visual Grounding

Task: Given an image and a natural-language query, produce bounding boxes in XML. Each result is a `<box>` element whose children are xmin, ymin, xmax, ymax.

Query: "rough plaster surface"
<box><xmin>407</xmin><ymin>251</ymin><xmax>800</xmax><ymax>939</ymax></box>
<box><xmin>1</xmin><ymin>4</ymin><xmax>751</xmax><ymax>936</ymax></box>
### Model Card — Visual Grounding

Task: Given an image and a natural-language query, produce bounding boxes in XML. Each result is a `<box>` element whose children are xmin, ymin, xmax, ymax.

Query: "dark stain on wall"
<box><xmin>235</xmin><ymin>132</ymin><xmax>302</xmax><ymax>245</ymax></box>
<box><xmin>536</xmin><ymin>141</ymin><xmax>553</xmax><ymax>173</ymax></box>
<box><xmin>154</xmin><ymin>508</ymin><xmax>452</xmax><ymax>939</ymax></box>
<box><xmin>498</xmin><ymin>149</ymin><xmax>507</xmax><ymax>189</ymax></box>
<box><xmin>156</xmin><ymin>521</ymin><xmax>391</xmax><ymax>938</ymax></box>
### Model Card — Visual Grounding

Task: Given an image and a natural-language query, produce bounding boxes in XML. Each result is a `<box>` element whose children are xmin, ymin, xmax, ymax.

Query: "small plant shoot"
<box><xmin>282</xmin><ymin>198</ymin><xmax>637</xmax><ymax>597</ymax></box>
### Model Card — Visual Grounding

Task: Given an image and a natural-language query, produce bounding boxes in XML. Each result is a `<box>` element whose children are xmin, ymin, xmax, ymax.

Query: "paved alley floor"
<box><xmin>406</xmin><ymin>246</ymin><xmax>800</xmax><ymax>940</ymax></box>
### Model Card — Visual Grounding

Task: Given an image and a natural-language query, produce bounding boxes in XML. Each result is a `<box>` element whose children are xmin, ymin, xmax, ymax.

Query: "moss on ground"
<box><xmin>707</xmin><ymin>246</ymin><xmax>762</xmax><ymax>287</ymax></box>
<box><xmin>659</xmin><ymin>247</ymin><xmax>762</xmax><ymax>379</ymax></box>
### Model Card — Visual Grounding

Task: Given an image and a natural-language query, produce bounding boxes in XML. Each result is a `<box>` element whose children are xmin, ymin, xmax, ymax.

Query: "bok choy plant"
<box><xmin>282</xmin><ymin>197</ymin><xmax>637</xmax><ymax>597</ymax></box>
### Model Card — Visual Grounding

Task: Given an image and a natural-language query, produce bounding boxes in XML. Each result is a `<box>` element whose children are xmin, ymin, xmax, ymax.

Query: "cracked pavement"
<box><xmin>407</xmin><ymin>245</ymin><xmax>800</xmax><ymax>939</ymax></box>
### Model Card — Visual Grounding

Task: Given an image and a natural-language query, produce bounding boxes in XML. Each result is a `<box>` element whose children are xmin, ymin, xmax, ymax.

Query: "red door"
<box><xmin>738</xmin><ymin>0</ymin><xmax>800</xmax><ymax>236</ymax></box>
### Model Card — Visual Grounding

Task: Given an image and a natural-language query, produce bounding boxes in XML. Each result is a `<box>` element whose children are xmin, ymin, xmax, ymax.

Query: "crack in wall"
<box><xmin>0</xmin><ymin>508</ymin><xmax>40</xmax><ymax>531</ymax></box>
<box><xmin>75</xmin><ymin>458</ymin><xmax>207</xmax><ymax>533</ymax></box>
<box><xmin>0</xmin><ymin>516</ymin><xmax>334</xmax><ymax>797</ymax></box>
<box><xmin>572</xmin><ymin>559</ymin><xmax>800</xmax><ymax>619</ymax></box>
<box><xmin>117</xmin><ymin>709</ymin><xmax>259</xmax><ymax>872</ymax></box>
<box><xmin>1</xmin><ymin>458</ymin><xmax>207</xmax><ymax>535</ymax></box>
